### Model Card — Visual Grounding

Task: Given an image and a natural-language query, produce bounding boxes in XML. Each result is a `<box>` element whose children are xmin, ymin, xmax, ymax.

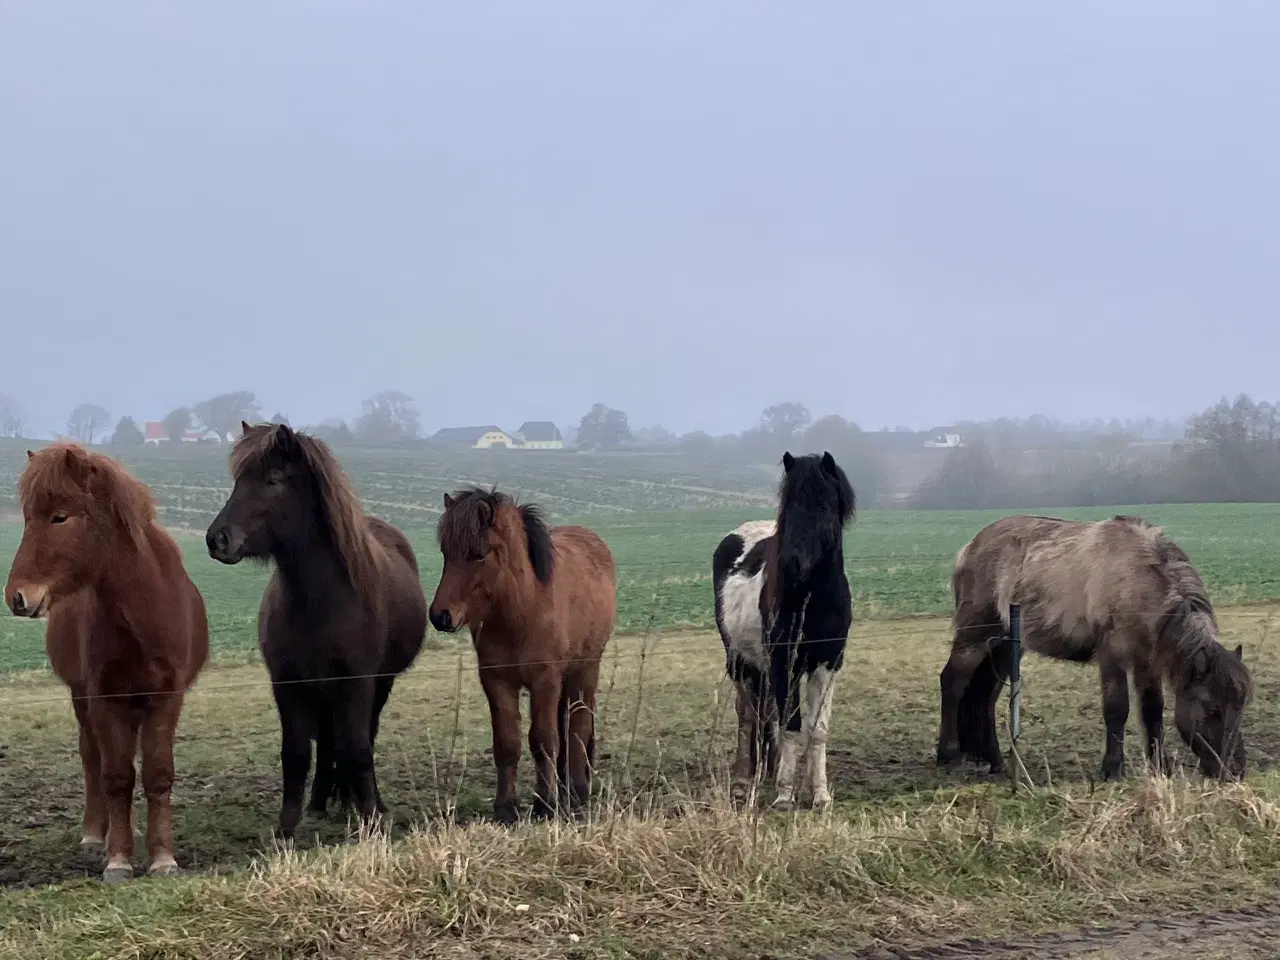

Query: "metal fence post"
<box><xmin>1008</xmin><ymin>603</ymin><xmax>1022</xmax><ymax>742</ymax></box>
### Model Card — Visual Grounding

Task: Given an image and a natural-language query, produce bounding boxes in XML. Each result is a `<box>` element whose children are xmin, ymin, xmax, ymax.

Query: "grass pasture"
<box><xmin>4</xmin><ymin>439</ymin><xmax>1280</xmax><ymax>957</ymax></box>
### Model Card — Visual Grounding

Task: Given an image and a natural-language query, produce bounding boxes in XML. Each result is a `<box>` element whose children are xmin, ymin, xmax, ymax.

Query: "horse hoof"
<box><xmin>375</xmin><ymin>799</ymin><xmax>389</xmax><ymax>816</ymax></box>
<box><xmin>493</xmin><ymin>803</ymin><xmax>520</xmax><ymax>826</ymax></box>
<box><xmin>771</xmin><ymin>797</ymin><xmax>795</xmax><ymax>813</ymax></box>
<box><xmin>102</xmin><ymin>863</ymin><xmax>134</xmax><ymax>885</ymax></box>
<box><xmin>812</xmin><ymin>793</ymin><xmax>833</xmax><ymax>810</ymax></box>
<box><xmin>148</xmin><ymin>856</ymin><xmax>180</xmax><ymax>877</ymax></box>
<box><xmin>80</xmin><ymin>835</ymin><xmax>105</xmax><ymax>852</ymax></box>
<box><xmin>531</xmin><ymin>798</ymin><xmax>557</xmax><ymax>821</ymax></box>
<box><xmin>936</xmin><ymin>744</ymin><xmax>961</xmax><ymax>767</ymax></box>
<box><xmin>273</xmin><ymin>826</ymin><xmax>296</xmax><ymax>846</ymax></box>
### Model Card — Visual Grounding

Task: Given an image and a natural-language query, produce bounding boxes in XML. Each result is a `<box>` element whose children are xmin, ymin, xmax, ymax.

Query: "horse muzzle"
<box><xmin>429</xmin><ymin>607</ymin><xmax>460</xmax><ymax>633</ymax></box>
<box><xmin>205</xmin><ymin>525</ymin><xmax>246</xmax><ymax>564</ymax></box>
<box><xmin>6</xmin><ymin>583</ymin><xmax>49</xmax><ymax>619</ymax></box>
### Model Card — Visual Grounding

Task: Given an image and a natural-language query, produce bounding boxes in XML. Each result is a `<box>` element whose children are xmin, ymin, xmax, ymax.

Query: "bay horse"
<box><xmin>4</xmin><ymin>443</ymin><xmax>209</xmax><ymax>883</ymax></box>
<box><xmin>205</xmin><ymin>422</ymin><xmax>427</xmax><ymax>840</ymax></box>
<box><xmin>428</xmin><ymin>487</ymin><xmax>616</xmax><ymax>824</ymax></box>
<box><xmin>937</xmin><ymin>514</ymin><xmax>1254</xmax><ymax>781</ymax></box>
<box><xmin>712</xmin><ymin>451</ymin><xmax>855</xmax><ymax>809</ymax></box>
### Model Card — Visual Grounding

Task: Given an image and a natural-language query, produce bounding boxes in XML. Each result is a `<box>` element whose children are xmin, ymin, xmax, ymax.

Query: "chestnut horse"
<box><xmin>4</xmin><ymin>443</ymin><xmax>209</xmax><ymax>883</ymax></box>
<box><xmin>205</xmin><ymin>422</ymin><xmax>427</xmax><ymax>840</ymax></box>
<box><xmin>429</xmin><ymin>488</ymin><xmax>616</xmax><ymax>823</ymax></box>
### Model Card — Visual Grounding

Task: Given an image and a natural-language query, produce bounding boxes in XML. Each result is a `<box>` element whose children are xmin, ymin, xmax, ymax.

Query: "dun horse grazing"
<box><xmin>429</xmin><ymin>487</ymin><xmax>616</xmax><ymax>823</ymax></box>
<box><xmin>4</xmin><ymin>444</ymin><xmax>209</xmax><ymax>883</ymax></box>
<box><xmin>712</xmin><ymin>451</ymin><xmax>855</xmax><ymax>809</ymax></box>
<box><xmin>937</xmin><ymin>514</ymin><xmax>1254</xmax><ymax>781</ymax></box>
<box><xmin>205</xmin><ymin>422</ymin><xmax>427</xmax><ymax>840</ymax></box>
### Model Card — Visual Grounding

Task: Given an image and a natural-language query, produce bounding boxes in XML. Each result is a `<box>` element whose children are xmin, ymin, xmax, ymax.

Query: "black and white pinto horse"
<box><xmin>712</xmin><ymin>451</ymin><xmax>855</xmax><ymax>809</ymax></box>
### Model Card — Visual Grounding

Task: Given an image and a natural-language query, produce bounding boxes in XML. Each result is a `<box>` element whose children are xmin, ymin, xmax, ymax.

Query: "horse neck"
<box><xmin>272</xmin><ymin>522</ymin><xmax>363</xmax><ymax>606</ymax></box>
<box><xmin>482</xmin><ymin>549</ymin><xmax>543</xmax><ymax>631</ymax></box>
<box><xmin>92</xmin><ymin>527</ymin><xmax>169</xmax><ymax>634</ymax></box>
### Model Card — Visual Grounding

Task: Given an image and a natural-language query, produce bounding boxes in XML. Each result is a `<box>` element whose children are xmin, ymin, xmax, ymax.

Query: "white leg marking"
<box><xmin>148</xmin><ymin>853</ymin><xmax>179</xmax><ymax>876</ymax></box>
<box><xmin>805</xmin><ymin>666</ymin><xmax>837</xmax><ymax>808</ymax></box>
<box><xmin>81</xmin><ymin>834</ymin><xmax>105</xmax><ymax>850</ymax></box>
<box><xmin>773</xmin><ymin>729</ymin><xmax>802</xmax><ymax>810</ymax></box>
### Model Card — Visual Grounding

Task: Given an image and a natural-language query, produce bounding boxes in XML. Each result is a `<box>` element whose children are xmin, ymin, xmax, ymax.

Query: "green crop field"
<box><xmin>5</xmin><ymin>441</ymin><xmax>1280</xmax><ymax>959</ymax></box>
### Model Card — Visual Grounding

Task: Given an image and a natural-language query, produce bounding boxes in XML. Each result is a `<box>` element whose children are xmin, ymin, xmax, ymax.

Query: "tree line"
<box><xmin>910</xmin><ymin>394</ymin><xmax>1280</xmax><ymax>509</ymax></box>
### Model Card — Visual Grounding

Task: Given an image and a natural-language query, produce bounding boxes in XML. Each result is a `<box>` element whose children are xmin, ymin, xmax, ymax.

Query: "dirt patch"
<box><xmin>830</xmin><ymin>902</ymin><xmax>1280</xmax><ymax>959</ymax></box>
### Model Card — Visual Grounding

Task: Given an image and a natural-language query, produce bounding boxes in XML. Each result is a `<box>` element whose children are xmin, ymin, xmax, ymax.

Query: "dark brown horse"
<box><xmin>428</xmin><ymin>487</ymin><xmax>616</xmax><ymax>823</ymax></box>
<box><xmin>205</xmin><ymin>422</ymin><xmax>427</xmax><ymax>840</ymax></box>
<box><xmin>4</xmin><ymin>443</ymin><xmax>209</xmax><ymax>883</ymax></box>
<box><xmin>937</xmin><ymin>514</ymin><xmax>1253</xmax><ymax>781</ymax></box>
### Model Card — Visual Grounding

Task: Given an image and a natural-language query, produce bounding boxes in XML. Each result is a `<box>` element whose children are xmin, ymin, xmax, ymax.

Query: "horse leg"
<box><xmin>565</xmin><ymin>664</ymin><xmax>600</xmax><ymax>811</ymax></box>
<box><xmin>139</xmin><ymin>693</ymin><xmax>184</xmax><ymax>876</ymax></box>
<box><xmin>271</xmin><ymin>684</ymin><xmax>313</xmax><ymax>842</ymax></box>
<box><xmin>72</xmin><ymin>692</ymin><xmax>106</xmax><ymax>851</ymax></box>
<box><xmin>804</xmin><ymin>665</ymin><xmax>838</xmax><ymax>809</ymax></box>
<box><xmin>769</xmin><ymin>644</ymin><xmax>804</xmax><ymax>811</ymax></box>
<box><xmin>1099</xmin><ymin>659</ymin><xmax>1130</xmax><ymax>780</ymax></box>
<box><xmin>308</xmin><ymin>710</ymin><xmax>337</xmax><ymax>818</ymax></box>
<box><xmin>528</xmin><ymin>672</ymin><xmax>565</xmax><ymax>820</ymax></box>
<box><xmin>368</xmin><ymin>676</ymin><xmax>393</xmax><ymax>815</ymax></box>
<box><xmin>937</xmin><ymin>634</ymin><xmax>993</xmax><ymax>767</ymax></box>
<box><xmin>729</xmin><ymin>676</ymin><xmax>760</xmax><ymax>807</ymax></box>
<box><xmin>556</xmin><ymin>685</ymin><xmax>571</xmax><ymax>807</ymax></box>
<box><xmin>1132</xmin><ymin>660</ymin><xmax>1165</xmax><ymax>775</ymax></box>
<box><xmin>332</xmin><ymin>679</ymin><xmax>378</xmax><ymax>828</ymax></box>
<box><xmin>480</xmin><ymin>670</ymin><xmax>523</xmax><ymax>824</ymax></box>
<box><xmin>89</xmin><ymin>698</ymin><xmax>139</xmax><ymax>884</ymax></box>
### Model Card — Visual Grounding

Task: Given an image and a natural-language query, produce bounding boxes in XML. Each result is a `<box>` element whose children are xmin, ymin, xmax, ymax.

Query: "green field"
<box><xmin>4</xmin><ymin>498</ymin><xmax>1280</xmax><ymax>675</ymax></box>
<box><xmin>5</xmin><ymin>442</ymin><xmax>1280</xmax><ymax>959</ymax></box>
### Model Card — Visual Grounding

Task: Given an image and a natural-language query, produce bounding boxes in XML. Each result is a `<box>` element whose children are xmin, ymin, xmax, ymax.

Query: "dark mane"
<box><xmin>229</xmin><ymin>424</ymin><xmax>386</xmax><ymax>598</ymax></box>
<box><xmin>438</xmin><ymin>486</ymin><xmax>554</xmax><ymax>584</ymax></box>
<box><xmin>21</xmin><ymin>442</ymin><xmax>156</xmax><ymax>551</ymax></box>
<box><xmin>774</xmin><ymin>451</ymin><xmax>856</xmax><ymax>546</ymax></box>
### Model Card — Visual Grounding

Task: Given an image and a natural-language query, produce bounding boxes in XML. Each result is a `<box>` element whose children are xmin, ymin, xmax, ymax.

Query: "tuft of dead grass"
<box><xmin>5</xmin><ymin>775</ymin><xmax>1280</xmax><ymax>960</ymax></box>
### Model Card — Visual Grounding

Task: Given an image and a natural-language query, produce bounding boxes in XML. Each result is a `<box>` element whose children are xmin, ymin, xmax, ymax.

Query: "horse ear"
<box><xmin>782</xmin><ymin>451</ymin><xmax>795</xmax><ymax>472</ymax></box>
<box><xmin>443</xmin><ymin>493</ymin><xmax>454</xmax><ymax>510</ymax></box>
<box><xmin>1234</xmin><ymin>644</ymin><xmax>1244</xmax><ymax>660</ymax></box>
<box><xmin>26</xmin><ymin>450</ymin><xmax>34</xmax><ymax>460</ymax></box>
<box><xmin>821</xmin><ymin>450</ymin><xmax>837</xmax><ymax>474</ymax></box>
<box><xmin>241</xmin><ymin>420</ymin><xmax>253</xmax><ymax>436</ymax></box>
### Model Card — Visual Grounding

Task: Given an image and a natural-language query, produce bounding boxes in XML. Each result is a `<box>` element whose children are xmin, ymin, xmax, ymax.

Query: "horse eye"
<box><xmin>52</xmin><ymin>514</ymin><xmax>68</xmax><ymax>524</ymax></box>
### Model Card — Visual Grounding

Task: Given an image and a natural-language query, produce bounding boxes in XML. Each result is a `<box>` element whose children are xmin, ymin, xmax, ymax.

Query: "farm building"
<box><xmin>143</xmin><ymin>422</ymin><xmax>225</xmax><ymax>445</ymax></box>
<box><xmin>514</xmin><ymin>421</ymin><xmax>564</xmax><ymax>450</ymax></box>
<box><xmin>430</xmin><ymin>425</ymin><xmax>522</xmax><ymax>449</ymax></box>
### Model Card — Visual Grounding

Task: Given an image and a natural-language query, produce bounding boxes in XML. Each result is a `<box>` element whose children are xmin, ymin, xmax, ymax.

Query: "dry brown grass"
<box><xmin>5</xmin><ymin>774</ymin><xmax>1280</xmax><ymax>960</ymax></box>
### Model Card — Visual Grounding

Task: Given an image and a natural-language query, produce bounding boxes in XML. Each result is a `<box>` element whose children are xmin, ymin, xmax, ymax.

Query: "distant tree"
<box><xmin>269</xmin><ymin>412</ymin><xmax>289</xmax><ymax>425</ymax></box>
<box><xmin>66</xmin><ymin>403</ymin><xmax>111</xmax><ymax>444</ymax></box>
<box><xmin>110</xmin><ymin>416</ymin><xmax>145</xmax><ymax>446</ymax></box>
<box><xmin>0</xmin><ymin>393</ymin><xmax>23</xmax><ymax>438</ymax></box>
<box><xmin>576</xmin><ymin>403</ymin><xmax>632</xmax><ymax>450</ymax></box>
<box><xmin>634</xmin><ymin>424</ymin><xmax>676</xmax><ymax>445</ymax></box>
<box><xmin>679</xmin><ymin>430</ymin><xmax>715</xmax><ymax>457</ymax></box>
<box><xmin>910</xmin><ymin>438</ymin><xmax>1009</xmax><ymax>510</ymax></box>
<box><xmin>310</xmin><ymin>419</ymin><xmax>356</xmax><ymax>445</ymax></box>
<box><xmin>193</xmin><ymin>391</ymin><xmax>261</xmax><ymax>441</ymax></box>
<box><xmin>162</xmin><ymin>406</ymin><xmax>192</xmax><ymax>442</ymax></box>
<box><xmin>760</xmin><ymin>401</ymin><xmax>811</xmax><ymax>441</ymax></box>
<box><xmin>356</xmin><ymin>390</ymin><xmax>420</xmax><ymax>443</ymax></box>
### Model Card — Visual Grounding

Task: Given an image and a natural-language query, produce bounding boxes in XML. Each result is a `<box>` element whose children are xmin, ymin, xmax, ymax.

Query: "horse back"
<box><xmin>147</xmin><ymin>524</ymin><xmax>210</xmax><ymax>688</ymax></box>
<box><xmin>368</xmin><ymin>517</ymin><xmax>427</xmax><ymax>675</ymax></box>
<box><xmin>548</xmin><ymin>525</ymin><xmax>617</xmax><ymax>651</ymax></box>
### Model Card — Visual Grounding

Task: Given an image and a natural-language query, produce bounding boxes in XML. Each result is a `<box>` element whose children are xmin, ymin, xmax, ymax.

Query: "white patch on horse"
<box><xmin>718</xmin><ymin>520</ymin><xmax>776</xmax><ymax>671</ymax></box>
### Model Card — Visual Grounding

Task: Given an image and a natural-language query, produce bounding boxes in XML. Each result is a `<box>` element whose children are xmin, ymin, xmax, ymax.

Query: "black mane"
<box><xmin>438</xmin><ymin>486</ymin><xmax>555</xmax><ymax>584</ymax></box>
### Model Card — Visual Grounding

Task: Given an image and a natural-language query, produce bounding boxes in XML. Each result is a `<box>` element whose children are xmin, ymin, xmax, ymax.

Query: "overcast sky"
<box><xmin>2</xmin><ymin>2</ymin><xmax>1277</xmax><ymax>438</ymax></box>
